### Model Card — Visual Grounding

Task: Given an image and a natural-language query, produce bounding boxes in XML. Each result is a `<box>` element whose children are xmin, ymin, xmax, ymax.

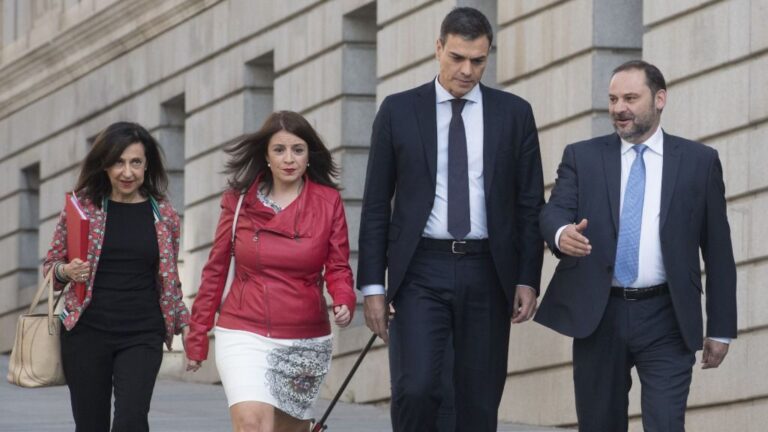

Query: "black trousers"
<box><xmin>389</xmin><ymin>247</ymin><xmax>511</xmax><ymax>432</ymax></box>
<box><xmin>573</xmin><ymin>294</ymin><xmax>696</xmax><ymax>432</ymax></box>
<box><xmin>60</xmin><ymin>324</ymin><xmax>164</xmax><ymax>432</ymax></box>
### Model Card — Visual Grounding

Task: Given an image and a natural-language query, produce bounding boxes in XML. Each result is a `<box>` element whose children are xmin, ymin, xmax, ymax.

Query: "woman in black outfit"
<box><xmin>43</xmin><ymin>122</ymin><xmax>190</xmax><ymax>432</ymax></box>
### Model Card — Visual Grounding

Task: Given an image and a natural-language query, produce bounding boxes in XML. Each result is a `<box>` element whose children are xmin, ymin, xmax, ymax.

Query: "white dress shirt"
<box><xmin>555</xmin><ymin>126</ymin><xmax>666</xmax><ymax>286</ymax></box>
<box><xmin>363</xmin><ymin>79</ymin><xmax>537</xmax><ymax>297</ymax></box>
<box><xmin>423</xmin><ymin>77</ymin><xmax>488</xmax><ymax>239</ymax></box>
<box><xmin>362</xmin><ymin>78</ymin><xmax>487</xmax><ymax>297</ymax></box>
<box><xmin>614</xmin><ymin>126</ymin><xmax>666</xmax><ymax>288</ymax></box>
<box><xmin>553</xmin><ymin>126</ymin><xmax>729</xmax><ymax>343</ymax></box>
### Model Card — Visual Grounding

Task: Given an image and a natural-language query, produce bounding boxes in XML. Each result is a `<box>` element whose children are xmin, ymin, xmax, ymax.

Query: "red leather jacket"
<box><xmin>186</xmin><ymin>178</ymin><xmax>356</xmax><ymax>361</ymax></box>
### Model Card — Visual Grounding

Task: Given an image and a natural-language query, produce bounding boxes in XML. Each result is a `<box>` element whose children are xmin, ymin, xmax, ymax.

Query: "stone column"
<box><xmin>157</xmin><ymin>95</ymin><xmax>186</xmax><ymax>217</ymax></box>
<box><xmin>495</xmin><ymin>0</ymin><xmax>642</xmax><ymax>426</ymax></box>
<box><xmin>639</xmin><ymin>1</ymin><xmax>768</xmax><ymax>430</ymax></box>
<box><xmin>305</xmin><ymin>1</ymin><xmax>380</xmax><ymax>404</ymax></box>
<box><xmin>0</xmin><ymin>159</ymin><xmax>41</xmax><ymax>352</ymax></box>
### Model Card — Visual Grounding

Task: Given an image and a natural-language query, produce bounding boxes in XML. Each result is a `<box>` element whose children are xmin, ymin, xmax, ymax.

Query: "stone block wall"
<box><xmin>633</xmin><ymin>1</ymin><xmax>768</xmax><ymax>430</ymax></box>
<box><xmin>0</xmin><ymin>0</ymin><xmax>764</xmax><ymax>429</ymax></box>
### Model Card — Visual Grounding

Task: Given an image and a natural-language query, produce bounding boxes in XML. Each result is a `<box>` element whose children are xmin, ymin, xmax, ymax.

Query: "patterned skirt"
<box><xmin>214</xmin><ymin>326</ymin><xmax>333</xmax><ymax>420</ymax></box>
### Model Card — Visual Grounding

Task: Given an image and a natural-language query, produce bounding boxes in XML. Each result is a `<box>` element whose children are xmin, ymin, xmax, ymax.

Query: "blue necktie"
<box><xmin>448</xmin><ymin>99</ymin><xmax>470</xmax><ymax>239</ymax></box>
<box><xmin>614</xmin><ymin>144</ymin><xmax>648</xmax><ymax>287</ymax></box>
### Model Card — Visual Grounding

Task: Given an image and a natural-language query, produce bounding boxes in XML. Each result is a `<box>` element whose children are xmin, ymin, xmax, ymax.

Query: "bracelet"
<box><xmin>54</xmin><ymin>263</ymin><xmax>65</xmax><ymax>281</ymax></box>
<box><xmin>54</xmin><ymin>262</ymin><xmax>70</xmax><ymax>283</ymax></box>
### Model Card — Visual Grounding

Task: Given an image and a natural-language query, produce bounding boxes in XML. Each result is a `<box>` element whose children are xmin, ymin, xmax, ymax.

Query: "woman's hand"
<box><xmin>181</xmin><ymin>326</ymin><xmax>190</xmax><ymax>351</ymax></box>
<box><xmin>64</xmin><ymin>259</ymin><xmax>90</xmax><ymax>283</ymax></box>
<box><xmin>186</xmin><ymin>359</ymin><xmax>202</xmax><ymax>372</ymax></box>
<box><xmin>333</xmin><ymin>304</ymin><xmax>351</xmax><ymax>328</ymax></box>
<box><xmin>182</xmin><ymin>327</ymin><xmax>202</xmax><ymax>372</ymax></box>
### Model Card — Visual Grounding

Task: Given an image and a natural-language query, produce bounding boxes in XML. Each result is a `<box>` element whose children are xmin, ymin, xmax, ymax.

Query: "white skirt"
<box><xmin>214</xmin><ymin>326</ymin><xmax>333</xmax><ymax>420</ymax></box>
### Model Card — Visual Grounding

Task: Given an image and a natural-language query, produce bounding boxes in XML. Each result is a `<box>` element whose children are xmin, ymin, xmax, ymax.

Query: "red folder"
<box><xmin>65</xmin><ymin>193</ymin><xmax>89</xmax><ymax>303</ymax></box>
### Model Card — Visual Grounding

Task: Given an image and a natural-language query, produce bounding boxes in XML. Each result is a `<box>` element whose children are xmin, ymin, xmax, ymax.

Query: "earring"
<box><xmin>307</xmin><ymin>163</ymin><xmax>310</xmax><ymax>167</ymax></box>
<box><xmin>267</xmin><ymin>163</ymin><xmax>271</xmax><ymax>167</ymax></box>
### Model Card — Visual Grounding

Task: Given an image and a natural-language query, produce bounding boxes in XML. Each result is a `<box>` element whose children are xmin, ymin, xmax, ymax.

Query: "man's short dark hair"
<box><xmin>612</xmin><ymin>60</ymin><xmax>667</xmax><ymax>96</ymax></box>
<box><xmin>440</xmin><ymin>7</ymin><xmax>493</xmax><ymax>47</ymax></box>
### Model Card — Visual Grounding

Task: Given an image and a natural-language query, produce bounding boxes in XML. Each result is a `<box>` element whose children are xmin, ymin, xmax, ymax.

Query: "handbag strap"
<box><xmin>28</xmin><ymin>271</ymin><xmax>53</xmax><ymax>314</ymax></box>
<box><xmin>28</xmin><ymin>271</ymin><xmax>68</xmax><ymax>334</ymax></box>
<box><xmin>230</xmin><ymin>193</ymin><xmax>245</xmax><ymax>256</ymax></box>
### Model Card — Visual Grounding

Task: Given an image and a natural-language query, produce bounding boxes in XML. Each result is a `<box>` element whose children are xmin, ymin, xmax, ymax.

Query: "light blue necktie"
<box><xmin>614</xmin><ymin>144</ymin><xmax>648</xmax><ymax>287</ymax></box>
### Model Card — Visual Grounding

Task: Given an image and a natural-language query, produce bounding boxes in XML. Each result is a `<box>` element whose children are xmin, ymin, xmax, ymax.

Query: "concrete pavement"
<box><xmin>1</xmin><ymin>355</ymin><xmax>572</xmax><ymax>431</ymax></box>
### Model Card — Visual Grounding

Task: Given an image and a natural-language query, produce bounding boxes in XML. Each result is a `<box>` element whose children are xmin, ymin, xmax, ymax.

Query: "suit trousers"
<box><xmin>573</xmin><ymin>293</ymin><xmax>696</xmax><ymax>432</ymax></box>
<box><xmin>389</xmin><ymin>246</ymin><xmax>510</xmax><ymax>432</ymax></box>
<box><xmin>60</xmin><ymin>323</ymin><xmax>164</xmax><ymax>432</ymax></box>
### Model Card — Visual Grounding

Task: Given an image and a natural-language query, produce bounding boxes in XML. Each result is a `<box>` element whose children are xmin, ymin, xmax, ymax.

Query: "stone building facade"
<box><xmin>0</xmin><ymin>0</ymin><xmax>764</xmax><ymax>429</ymax></box>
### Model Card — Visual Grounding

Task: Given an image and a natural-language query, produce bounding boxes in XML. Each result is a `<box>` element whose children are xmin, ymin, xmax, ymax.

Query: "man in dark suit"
<box><xmin>357</xmin><ymin>7</ymin><xmax>545</xmax><ymax>432</ymax></box>
<box><xmin>535</xmin><ymin>60</ymin><xmax>737</xmax><ymax>431</ymax></box>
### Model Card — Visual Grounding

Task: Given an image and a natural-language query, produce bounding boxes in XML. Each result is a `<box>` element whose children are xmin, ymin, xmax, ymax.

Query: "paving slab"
<box><xmin>0</xmin><ymin>355</ymin><xmax>572</xmax><ymax>431</ymax></box>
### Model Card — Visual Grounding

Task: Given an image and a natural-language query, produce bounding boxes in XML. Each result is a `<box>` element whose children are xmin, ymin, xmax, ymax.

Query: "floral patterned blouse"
<box><xmin>43</xmin><ymin>193</ymin><xmax>189</xmax><ymax>349</ymax></box>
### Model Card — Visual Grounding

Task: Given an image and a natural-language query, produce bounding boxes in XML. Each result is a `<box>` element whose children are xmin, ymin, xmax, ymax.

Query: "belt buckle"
<box><xmin>451</xmin><ymin>240</ymin><xmax>467</xmax><ymax>255</ymax></box>
<box><xmin>623</xmin><ymin>288</ymin><xmax>639</xmax><ymax>301</ymax></box>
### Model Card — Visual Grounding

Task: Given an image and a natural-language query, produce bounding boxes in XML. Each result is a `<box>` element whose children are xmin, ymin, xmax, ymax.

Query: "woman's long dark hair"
<box><xmin>75</xmin><ymin>122</ymin><xmax>168</xmax><ymax>207</ymax></box>
<box><xmin>224</xmin><ymin>111</ymin><xmax>340</xmax><ymax>191</ymax></box>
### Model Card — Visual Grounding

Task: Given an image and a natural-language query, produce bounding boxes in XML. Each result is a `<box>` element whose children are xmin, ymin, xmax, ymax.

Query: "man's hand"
<box><xmin>558</xmin><ymin>219</ymin><xmax>592</xmax><ymax>257</ymax></box>
<box><xmin>364</xmin><ymin>295</ymin><xmax>389</xmax><ymax>344</ymax></box>
<box><xmin>701</xmin><ymin>338</ymin><xmax>729</xmax><ymax>369</ymax></box>
<box><xmin>511</xmin><ymin>286</ymin><xmax>537</xmax><ymax>324</ymax></box>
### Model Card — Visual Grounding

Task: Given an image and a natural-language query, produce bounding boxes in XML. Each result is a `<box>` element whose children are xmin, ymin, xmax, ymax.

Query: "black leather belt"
<box><xmin>610</xmin><ymin>283</ymin><xmax>668</xmax><ymax>301</ymax></box>
<box><xmin>418</xmin><ymin>238</ymin><xmax>490</xmax><ymax>255</ymax></box>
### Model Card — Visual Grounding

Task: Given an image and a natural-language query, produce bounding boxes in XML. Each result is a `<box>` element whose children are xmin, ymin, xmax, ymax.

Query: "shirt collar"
<box><xmin>620</xmin><ymin>125</ymin><xmax>664</xmax><ymax>156</ymax></box>
<box><xmin>434</xmin><ymin>76</ymin><xmax>482</xmax><ymax>105</ymax></box>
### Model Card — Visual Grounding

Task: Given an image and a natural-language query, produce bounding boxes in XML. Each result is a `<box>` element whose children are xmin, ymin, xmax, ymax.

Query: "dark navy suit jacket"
<box><xmin>357</xmin><ymin>81</ymin><xmax>545</xmax><ymax>311</ymax></box>
<box><xmin>535</xmin><ymin>132</ymin><xmax>737</xmax><ymax>351</ymax></box>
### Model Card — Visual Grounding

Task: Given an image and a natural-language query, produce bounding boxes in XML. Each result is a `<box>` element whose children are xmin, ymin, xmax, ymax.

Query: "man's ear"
<box><xmin>655</xmin><ymin>89</ymin><xmax>667</xmax><ymax>111</ymax></box>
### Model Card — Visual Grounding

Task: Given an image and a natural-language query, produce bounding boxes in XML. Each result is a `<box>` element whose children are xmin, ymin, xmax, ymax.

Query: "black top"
<box><xmin>79</xmin><ymin>199</ymin><xmax>164</xmax><ymax>333</ymax></box>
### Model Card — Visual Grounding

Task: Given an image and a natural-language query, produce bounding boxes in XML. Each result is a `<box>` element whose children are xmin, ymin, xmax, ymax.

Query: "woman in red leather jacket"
<box><xmin>184</xmin><ymin>111</ymin><xmax>356</xmax><ymax>432</ymax></box>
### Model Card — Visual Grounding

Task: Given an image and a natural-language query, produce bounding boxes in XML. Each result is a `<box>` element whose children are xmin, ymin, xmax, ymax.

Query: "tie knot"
<box><xmin>632</xmin><ymin>144</ymin><xmax>648</xmax><ymax>155</ymax></box>
<box><xmin>451</xmin><ymin>98</ymin><xmax>467</xmax><ymax>115</ymax></box>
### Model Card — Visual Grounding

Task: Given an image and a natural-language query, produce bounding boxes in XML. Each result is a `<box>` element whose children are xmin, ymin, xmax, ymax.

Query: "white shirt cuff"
<box><xmin>517</xmin><ymin>285</ymin><xmax>536</xmax><ymax>293</ymax></box>
<box><xmin>708</xmin><ymin>337</ymin><xmax>731</xmax><ymax>345</ymax></box>
<box><xmin>554</xmin><ymin>225</ymin><xmax>569</xmax><ymax>251</ymax></box>
<box><xmin>361</xmin><ymin>284</ymin><xmax>386</xmax><ymax>296</ymax></box>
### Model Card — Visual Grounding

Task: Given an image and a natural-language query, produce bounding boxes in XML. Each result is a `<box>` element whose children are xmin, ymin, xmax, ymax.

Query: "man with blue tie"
<box><xmin>357</xmin><ymin>7</ymin><xmax>545</xmax><ymax>432</ymax></box>
<box><xmin>535</xmin><ymin>61</ymin><xmax>737</xmax><ymax>431</ymax></box>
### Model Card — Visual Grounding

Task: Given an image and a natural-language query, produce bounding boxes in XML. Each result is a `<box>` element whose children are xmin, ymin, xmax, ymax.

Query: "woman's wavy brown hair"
<box><xmin>75</xmin><ymin>122</ymin><xmax>168</xmax><ymax>207</ymax></box>
<box><xmin>224</xmin><ymin>111</ymin><xmax>339</xmax><ymax>192</ymax></box>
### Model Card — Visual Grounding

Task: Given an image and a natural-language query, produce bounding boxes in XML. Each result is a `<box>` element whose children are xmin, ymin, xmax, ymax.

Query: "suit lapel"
<box><xmin>481</xmin><ymin>84</ymin><xmax>502</xmax><ymax>196</ymax></box>
<box><xmin>602</xmin><ymin>135</ymin><xmax>622</xmax><ymax>234</ymax></box>
<box><xmin>414</xmin><ymin>82</ymin><xmax>438</xmax><ymax>187</ymax></box>
<box><xmin>659</xmin><ymin>132</ymin><xmax>681</xmax><ymax>229</ymax></box>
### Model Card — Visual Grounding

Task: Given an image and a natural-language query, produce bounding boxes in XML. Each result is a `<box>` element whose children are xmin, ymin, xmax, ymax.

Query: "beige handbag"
<box><xmin>7</xmin><ymin>271</ymin><xmax>67</xmax><ymax>387</ymax></box>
